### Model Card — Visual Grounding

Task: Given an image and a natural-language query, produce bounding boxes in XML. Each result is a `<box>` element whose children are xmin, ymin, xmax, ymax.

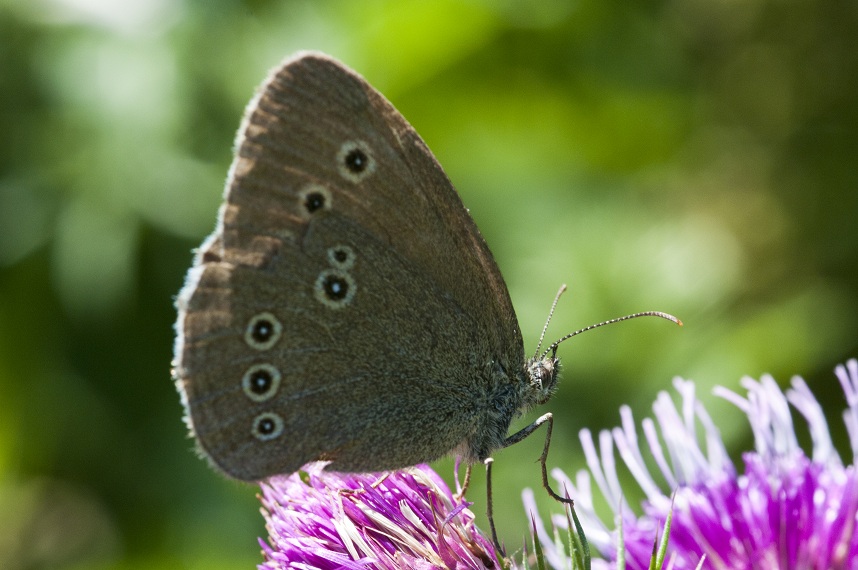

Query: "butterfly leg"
<box><xmin>484</xmin><ymin>457</ymin><xmax>505</xmax><ymax>555</ymax></box>
<box><xmin>502</xmin><ymin>412</ymin><xmax>574</xmax><ymax>505</ymax></box>
<box><xmin>454</xmin><ymin>462</ymin><xmax>473</xmax><ymax>501</ymax></box>
<box><xmin>486</xmin><ymin>413</ymin><xmax>575</xmax><ymax>556</ymax></box>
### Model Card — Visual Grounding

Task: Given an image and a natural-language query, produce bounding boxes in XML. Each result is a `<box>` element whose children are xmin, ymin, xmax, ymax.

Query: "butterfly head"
<box><xmin>524</xmin><ymin>351</ymin><xmax>560</xmax><ymax>406</ymax></box>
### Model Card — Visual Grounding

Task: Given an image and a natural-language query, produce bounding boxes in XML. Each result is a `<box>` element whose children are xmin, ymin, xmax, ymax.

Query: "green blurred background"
<box><xmin>1</xmin><ymin>0</ymin><xmax>856</xmax><ymax>567</ymax></box>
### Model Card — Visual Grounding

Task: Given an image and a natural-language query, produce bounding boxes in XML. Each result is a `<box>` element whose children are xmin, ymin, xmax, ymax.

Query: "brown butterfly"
<box><xmin>173</xmin><ymin>52</ymin><xmax>679</xmax><ymax>520</ymax></box>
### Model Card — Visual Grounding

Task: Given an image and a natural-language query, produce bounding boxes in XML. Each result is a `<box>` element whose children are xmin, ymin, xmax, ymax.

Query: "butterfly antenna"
<box><xmin>533</xmin><ymin>284</ymin><xmax>568</xmax><ymax>359</ymax></box>
<box><xmin>540</xmin><ymin>311</ymin><xmax>682</xmax><ymax>361</ymax></box>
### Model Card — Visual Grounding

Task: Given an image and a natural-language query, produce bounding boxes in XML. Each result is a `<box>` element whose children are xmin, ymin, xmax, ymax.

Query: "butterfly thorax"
<box><xmin>460</xmin><ymin>354</ymin><xmax>560</xmax><ymax>463</ymax></box>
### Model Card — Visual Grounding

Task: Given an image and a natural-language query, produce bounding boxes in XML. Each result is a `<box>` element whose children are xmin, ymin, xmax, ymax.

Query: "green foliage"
<box><xmin>1</xmin><ymin>0</ymin><xmax>856</xmax><ymax>567</ymax></box>
<box><xmin>515</xmin><ymin>504</ymin><xmax>591</xmax><ymax>570</ymax></box>
<box><xmin>652</xmin><ymin>498</ymin><xmax>673</xmax><ymax>570</ymax></box>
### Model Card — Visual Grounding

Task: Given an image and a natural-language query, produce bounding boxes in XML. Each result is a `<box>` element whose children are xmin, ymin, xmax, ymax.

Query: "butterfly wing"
<box><xmin>174</xmin><ymin>52</ymin><xmax>524</xmax><ymax>480</ymax></box>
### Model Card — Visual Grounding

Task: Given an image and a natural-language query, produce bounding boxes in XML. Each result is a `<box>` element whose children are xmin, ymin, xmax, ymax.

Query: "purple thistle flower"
<box><xmin>525</xmin><ymin>359</ymin><xmax>858</xmax><ymax>570</ymax></box>
<box><xmin>258</xmin><ymin>462</ymin><xmax>499</xmax><ymax>569</ymax></box>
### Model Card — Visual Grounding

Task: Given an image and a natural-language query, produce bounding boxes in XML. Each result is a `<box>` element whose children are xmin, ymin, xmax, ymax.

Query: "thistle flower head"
<box><xmin>258</xmin><ymin>462</ymin><xmax>499</xmax><ymax>569</ymax></box>
<box><xmin>526</xmin><ymin>359</ymin><xmax>858</xmax><ymax>569</ymax></box>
